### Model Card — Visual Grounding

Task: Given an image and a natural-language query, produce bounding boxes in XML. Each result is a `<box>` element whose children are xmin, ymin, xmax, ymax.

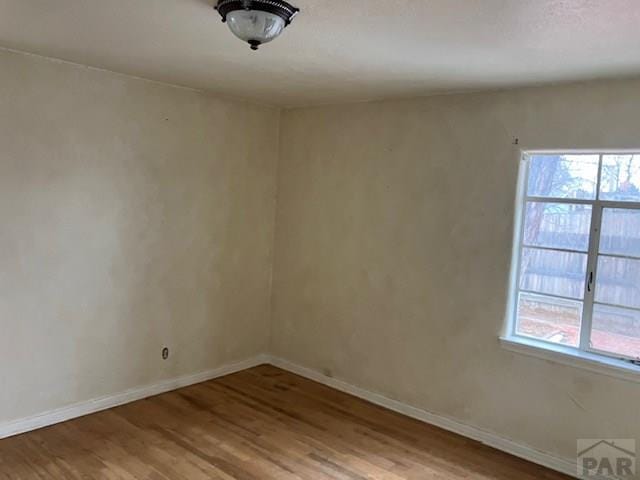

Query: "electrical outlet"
<box><xmin>162</xmin><ymin>347</ymin><xmax>169</xmax><ymax>360</ymax></box>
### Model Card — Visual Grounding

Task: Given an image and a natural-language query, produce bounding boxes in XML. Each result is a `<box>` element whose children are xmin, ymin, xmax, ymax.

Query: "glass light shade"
<box><xmin>226</xmin><ymin>10</ymin><xmax>286</xmax><ymax>46</ymax></box>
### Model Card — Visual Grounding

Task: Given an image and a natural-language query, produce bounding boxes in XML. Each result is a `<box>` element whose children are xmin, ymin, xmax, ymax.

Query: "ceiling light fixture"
<box><xmin>214</xmin><ymin>0</ymin><xmax>300</xmax><ymax>51</ymax></box>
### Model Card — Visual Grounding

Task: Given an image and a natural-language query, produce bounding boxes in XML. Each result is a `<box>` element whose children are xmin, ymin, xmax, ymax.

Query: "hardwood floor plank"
<box><xmin>0</xmin><ymin>365</ymin><xmax>571</xmax><ymax>479</ymax></box>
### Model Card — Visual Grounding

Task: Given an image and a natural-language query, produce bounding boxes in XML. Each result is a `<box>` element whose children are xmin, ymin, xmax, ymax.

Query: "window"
<box><xmin>506</xmin><ymin>152</ymin><xmax>640</xmax><ymax>368</ymax></box>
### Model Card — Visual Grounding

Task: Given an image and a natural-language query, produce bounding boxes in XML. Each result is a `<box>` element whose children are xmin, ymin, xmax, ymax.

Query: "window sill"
<box><xmin>499</xmin><ymin>336</ymin><xmax>640</xmax><ymax>384</ymax></box>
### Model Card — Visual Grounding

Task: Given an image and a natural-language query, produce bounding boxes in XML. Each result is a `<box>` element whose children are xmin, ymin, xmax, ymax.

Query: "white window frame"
<box><xmin>501</xmin><ymin>150</ymin><xmax>640</xmax><ymax>382</ymax></box>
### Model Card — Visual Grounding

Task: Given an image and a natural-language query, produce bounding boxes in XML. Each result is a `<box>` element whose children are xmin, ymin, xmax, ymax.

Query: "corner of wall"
<box><xmin>265</xmin><ymin>106</ymin><xmax>286</xmax><ymax>357</ymax></box>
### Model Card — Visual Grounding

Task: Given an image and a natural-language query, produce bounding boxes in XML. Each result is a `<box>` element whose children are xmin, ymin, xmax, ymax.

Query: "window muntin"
<box><xmin>511</xmin><ymin>152</ymin><xmax>640</xmax><ymax>364</ymax></box>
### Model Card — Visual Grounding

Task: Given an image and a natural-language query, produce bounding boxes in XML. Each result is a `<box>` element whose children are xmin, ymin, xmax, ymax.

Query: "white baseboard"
<box><xmin>266</xmin><ymin>355</ymin><xmax>579</xmax><ymax>479</ymax></box>
<box><xmin>0</xmin><ymin>354</ymin><xmax>270</xmax><ymax>440</ymax></box>
<box><xmin>0</xmin><ymin>353</ymin><xmax>580</xmax><ymax>479</ymax></box>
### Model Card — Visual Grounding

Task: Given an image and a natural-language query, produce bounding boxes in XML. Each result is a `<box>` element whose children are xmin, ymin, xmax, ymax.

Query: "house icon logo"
<box><xmin>577</xmin><ymin>439</ymin><xmax>636</xmax><ymax>478</ymax></box>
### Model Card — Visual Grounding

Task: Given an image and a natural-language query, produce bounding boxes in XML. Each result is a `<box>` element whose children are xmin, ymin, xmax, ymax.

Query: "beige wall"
<box><xmin>272</xmin><ymin>80</ymin><xmax>640</xmax><ymax>463</ymax></box>
<box><xmin>0</xmin><ymin>50</ymin><xmax>279</xmax><ymax>423</ymax></box>
<box><xmin>3</xmin><ymin>45</ymin><xmax>640</xmax><ymax>468</ymax></box>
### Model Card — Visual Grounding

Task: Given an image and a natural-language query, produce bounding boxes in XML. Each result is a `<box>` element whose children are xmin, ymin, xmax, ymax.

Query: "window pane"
<box><xmin>600</xmin><ymin>154</ymin><xmax>640</xmax><ymax>202</ymax></box>
<box><xmin>527</xmin><ymin>154</ymin><xmax>599</xmax><ymax>200</ymax></box>
<box><xmin>520</xmin><ymin>247</ymin><xmax>588</xmax><ymax>299</ymax></box>
<box><xmin>516</xmin><ymin>292</ymin><xmax>581</xmax><ymax>347</ymax></box>
<box><xmin>591</xmin><ymin>304</ymin><xmax>640</xmax><ymax>359</ymax></box>
<box><xmin>523</xmin><ymin>202</ymin><xmax>592</xmax><ymax>251</ymax></box>
<box><xmin>599</xmin><ymin>208</ymin><xmax>640</xmax><ymax>258</ymax></box>
<box><xmin>595</xmin><ymin>256</ymin><xmax>640</xmax><ymax>309</ymax></box>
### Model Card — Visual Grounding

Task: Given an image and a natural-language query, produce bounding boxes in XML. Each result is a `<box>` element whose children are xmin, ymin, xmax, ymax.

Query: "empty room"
<box><xmin>1</xmin><ymin>1</ymin><xmax>640</xmax><ymax>479</ymax></box>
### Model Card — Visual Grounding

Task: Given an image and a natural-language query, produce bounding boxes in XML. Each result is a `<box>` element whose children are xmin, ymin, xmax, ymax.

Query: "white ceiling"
<box><xmin>1</xmin><ymin>0</ymin><xmax>640</xmax><ymax>107</ymax></box>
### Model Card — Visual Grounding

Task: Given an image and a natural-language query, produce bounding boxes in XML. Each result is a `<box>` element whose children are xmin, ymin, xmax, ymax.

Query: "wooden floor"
<box><xmin>0</xmin><ymin>365</ymin><xmax>570</xmax><ymax>479</ymax></box>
